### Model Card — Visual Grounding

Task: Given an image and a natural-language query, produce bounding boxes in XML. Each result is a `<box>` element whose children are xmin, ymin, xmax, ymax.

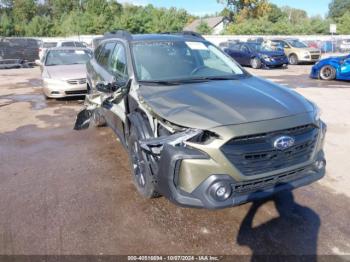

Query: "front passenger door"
<box><xmin>102</xmin><ymin>43</ymin><xmax>130</xmax><ymax>135</ymax></box>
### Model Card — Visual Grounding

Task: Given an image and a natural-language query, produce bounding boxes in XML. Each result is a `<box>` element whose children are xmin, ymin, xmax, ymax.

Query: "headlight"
<box><xmin>262</xmin><ymin>55</ymin><xmax>271</xmax><ymax>61</ymax></box>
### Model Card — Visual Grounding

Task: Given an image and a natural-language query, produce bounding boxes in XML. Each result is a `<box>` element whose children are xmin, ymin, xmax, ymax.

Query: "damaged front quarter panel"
<box><xmin>139</xmin><ymin>128</ymin><xmax>203</xmax><ymax>155</ymax></box>
<box><xmin>74</xmin><ymin>80</ymin><xmax>131</xmax><ymax>130</ymax></box>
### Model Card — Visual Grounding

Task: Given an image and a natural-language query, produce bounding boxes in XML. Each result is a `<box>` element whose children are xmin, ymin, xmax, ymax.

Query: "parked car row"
<box><xmin>305</xmin><ymin>39</ymin><xmax>350</xmax><ymax>53</ymax></box>
<box><xmin>0</xmin><ymin>37</ymin><xmax>90</xmax><ymax>70</ymax></box>
<box><xmin>220</xmin><ymin>38</ymin><xmax>322</xmax><ymax>68</ymax></box>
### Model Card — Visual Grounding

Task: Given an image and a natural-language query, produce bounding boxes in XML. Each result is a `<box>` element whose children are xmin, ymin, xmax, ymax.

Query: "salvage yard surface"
<box><xmin>0</xmin><ymin>66</ymin><xmax>350</xmax><ymax>257</ymax></box>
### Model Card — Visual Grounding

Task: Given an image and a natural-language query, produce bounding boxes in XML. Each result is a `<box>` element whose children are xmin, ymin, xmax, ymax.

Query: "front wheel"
<box><xmin>319</xmin><ymin>65</ymin><xmax>336</xmax><ymax>80</ymax></box>
<box><xmin>250</xmin><ymin>57</ymin><xmax>262</xmax><ymax>69</ymax></box>
<box><xmin>289</xmin><ymin>54</ymin><xmax>299</xmax><ymax>65</ymax></box>
<box><xmin>127</xmin><ymin>125</ymin><xmax>160</xmax><ymax>198</ymax></box>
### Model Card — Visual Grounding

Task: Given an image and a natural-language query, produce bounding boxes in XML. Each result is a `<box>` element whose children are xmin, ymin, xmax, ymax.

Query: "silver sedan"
<box><xmin>39</xmin><ymin>47</ymin><xmax>92</xmax><ymax>98</ymax></box>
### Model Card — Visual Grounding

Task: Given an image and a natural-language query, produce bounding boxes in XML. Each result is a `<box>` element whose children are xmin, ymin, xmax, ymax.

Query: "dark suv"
<box><xmin>74</xmin><ymin>31</ymin><xmax>326</xmax><ymax>209</ymax></box>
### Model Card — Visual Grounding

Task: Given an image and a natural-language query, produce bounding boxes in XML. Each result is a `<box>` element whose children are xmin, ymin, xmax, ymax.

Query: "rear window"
<box><xmin>43</xmin><ymin>42</ymin><xmax>57</xmax><ymax>48</ymax></box>
<box><xmin>45</xmin><ymin>49</ymin><xmax>92</xmax><ymax>66</ymax></box>
<box><xmin>74</xmin><ymin>42</ymin><xmax>86</xmax><ymax>48</ymax></box>
<box><xmin>61</xmin><ymin>42</ymin><xmax>75</xmax><ymax>47</ymax></box>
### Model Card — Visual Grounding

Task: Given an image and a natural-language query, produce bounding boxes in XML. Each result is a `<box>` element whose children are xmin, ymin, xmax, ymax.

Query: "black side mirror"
<box><xmin>74</xmin><ymin>109</ymin><xmax>92</xmax><ymax>130</ymax></box>
<box><xmin>96</xmin><ymin>81</ymin><xmax>118</xmax><ymax>93</ymax></box>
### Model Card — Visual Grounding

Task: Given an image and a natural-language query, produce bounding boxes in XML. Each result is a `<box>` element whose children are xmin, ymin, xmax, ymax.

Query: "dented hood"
<box><xmin>138</xmin><ymin>76</ymin><xmax>314</xmax><ymax>130</ymax></box>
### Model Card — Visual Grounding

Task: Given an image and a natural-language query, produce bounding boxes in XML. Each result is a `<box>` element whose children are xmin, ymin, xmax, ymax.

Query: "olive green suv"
<box><xmin>74</xmin><ymin>31</ymin><xmax>326</xmax><ymax>209</ymax></box>
<box><xmin>271</xmin><ymin>39</ymin><xmax>321</xmax><ymax>65</ymax></box>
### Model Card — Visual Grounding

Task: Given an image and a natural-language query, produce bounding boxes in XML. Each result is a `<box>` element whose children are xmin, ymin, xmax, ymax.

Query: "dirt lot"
<box><xmin>0</xmin><ymin>66</ymin><xmax>350</xmax><ymax>258</ymax></box>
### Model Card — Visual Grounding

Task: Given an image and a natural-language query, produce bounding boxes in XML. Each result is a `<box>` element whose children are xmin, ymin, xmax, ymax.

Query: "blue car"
<box><xmin>310</xmin><ymin>54</ymin><xmax>350</xmax><ymax>81</ymax></box>
<box><xmin>224</xmin><ymin>42</ymin><xmax>288</xmax><ymax>69</ymax></box>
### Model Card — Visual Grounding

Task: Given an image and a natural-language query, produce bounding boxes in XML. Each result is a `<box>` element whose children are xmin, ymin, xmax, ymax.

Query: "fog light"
<box><xmin>216</xmin><ymin>186</ymin><xmax>227</xmax><ymax>197</ymax></box>
<box><xmin>315</xmin><ymin>160</ymin><xmax>326</xmax><ymax>170</ymax></box>
<box><xmin>209</xmin><ymin>182</ymin><xmax>232</xmax><ymax>202</ymax></box>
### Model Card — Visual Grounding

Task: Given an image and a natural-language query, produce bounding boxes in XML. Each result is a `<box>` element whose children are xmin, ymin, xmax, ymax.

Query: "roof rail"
<box><xmin>103</xmin><ymin>30</ymin><xmax>133</xmax><ymax>41</ymax></box>
<box><xmin>161</xmin><ymin>31</ymin><xmax>205</xmax><ymax>40</ymax></box>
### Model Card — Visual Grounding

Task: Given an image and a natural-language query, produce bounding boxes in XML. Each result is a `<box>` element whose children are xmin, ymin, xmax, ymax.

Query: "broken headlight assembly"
<box><xmin>139</xmin><ymin>128</ymin><xmax>219</xmax><ymax>156</ymax></box>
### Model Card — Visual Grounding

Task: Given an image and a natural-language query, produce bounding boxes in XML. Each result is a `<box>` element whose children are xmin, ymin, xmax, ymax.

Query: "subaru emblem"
<box><xmin>273</xmin><ymin>135</ymin><xmax>295</xmax><ymax>150</ymax></box>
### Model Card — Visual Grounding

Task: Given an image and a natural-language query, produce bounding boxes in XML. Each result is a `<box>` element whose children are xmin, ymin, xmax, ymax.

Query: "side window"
<box><xmin>240</xmin><ymin>45</ymin><xmax>249</xmax><ymax>52</ymax></box>
<box><xmin>74</xmin><ymin>42</ymin><xmax>86</xmax><ymax>48</ymax></box>
<box><xmin>108</xmin><ymin>43</ymin><xmax>128</xmax><ymax>76</ymax></box>
<box><xmin>94</xmin><ymin>45</ymin><xmax>102</xmax><ymax>60</ymax></box>
<box><xmin>97</xmin><ymin>42</ymin><xmax>116</xmax><ymax>68</ymax></box>
<box><xmin>283</xmin><ymin>41</ymin><xmax>290</xmax><ymax>48</ymax></box>
<box><xmin>61</xmin><ymin>42</ymin><xmax>75</xmax><ymax>47</ymax></box>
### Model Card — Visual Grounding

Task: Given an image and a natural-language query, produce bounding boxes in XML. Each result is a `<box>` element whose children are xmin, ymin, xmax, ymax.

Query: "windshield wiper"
<box><xmin>189</xmin><ymin>76</ymin><xmax>243</xmax><ymax>81</ymax></box>
<box><xmin>139</xmin><ymin>75</ymin><xmax>245</xmax><ymax>86</ymax></box>
<box><xmin>139</xmin><ymin>80</ymin><xmax>183</xmax><ymax>86</ymax></box>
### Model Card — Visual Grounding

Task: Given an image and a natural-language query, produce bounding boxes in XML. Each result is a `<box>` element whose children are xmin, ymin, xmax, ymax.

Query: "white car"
<box><xmin>339</xmin><ymin>39</ymin><xmax>350</xmax><ymax>53</ymax></box>
<box><xmin>40</xmin><ymin>47</ymin><xmax>92</xmax><ymax>98</ymax></box>
<box><xmin>39</xmin><ymin>41</ymin><xmax>88</xmax><ymax>60</ymax></box>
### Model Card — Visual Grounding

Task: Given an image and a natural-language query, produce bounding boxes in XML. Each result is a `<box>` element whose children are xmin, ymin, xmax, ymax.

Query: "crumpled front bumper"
<box><xmin>157</xmin><ymin>144</ymin><xmax>326</xmax><ymax>209</ymax></box>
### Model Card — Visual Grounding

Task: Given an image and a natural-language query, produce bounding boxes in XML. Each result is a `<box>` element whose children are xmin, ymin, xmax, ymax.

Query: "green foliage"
<box><xmin>328</xmin><ymin>0</ymin><xmax>350</xmax><ymax>20</ymax></box>
<box><xmin>0</xmin><ymin>0</ymin><xmax>347</xmax><ymax>36</ymax></box>
<box><xmin>223</xmin><ymin>3</ymin><xmax>334</xmax><ymax>35</ymax></box>
<box><xmin>13</xmin><ymin>0</ymin><xmax>37</xmax><ymax>22</ymax></box>
<box><xmin>337</xmin><ymin>11</ymin><xmax>350</xmax><ymax>34</ymax></box>
<box><xmin>267</xmin><ymin>3</ymin><xmax>286</xmax><ymax>23</ymax></box>
<box><xmin>0</xmin><ymin>12</ymin><xmax>14</xmax><ymax>36</ymax></box>
<box><xmin>25</xmin><ymin>15</ymin><xmax>52</xmax><ymax>36</ymax></box>
<box><xmin>218</xmin><ymin>0</ymin><xmax>271</xmax><ymax>21</ymax></box>
<box><xmin>196</xmin><ymin>21</ymin><xmax>212</xmax><ymax>35</ymax></box>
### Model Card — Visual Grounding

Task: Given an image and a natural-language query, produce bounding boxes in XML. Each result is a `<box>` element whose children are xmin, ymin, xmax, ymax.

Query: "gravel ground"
<box><xmin>0</xmin><ymin>66</ymin><xmax>349</xmax><ymax>258</ymax></box>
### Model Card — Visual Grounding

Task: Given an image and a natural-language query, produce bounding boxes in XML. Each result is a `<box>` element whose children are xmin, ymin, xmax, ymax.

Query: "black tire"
<box><xmin>127</xmin><ymin>125</ymin><xmax>160</xmax><ymax>198</ymax></box>
<box><xmin>319</xmin><ymin>65</ymin><xmax>336</xmax><ymax>80</ymax></box>
<box><xmin>250</xmin><ymin>57</ymin><xmax>262</xmax><ymax>69</ymax></box>
<box><xmin>91</xmin><ymin>108</ymin><xmax>106</xmax><ymax>127</ymax></box>
<box><xmin>289</xmin><ymin>54</ymin><xmax>299</xmax><ymax>65</ymax></box>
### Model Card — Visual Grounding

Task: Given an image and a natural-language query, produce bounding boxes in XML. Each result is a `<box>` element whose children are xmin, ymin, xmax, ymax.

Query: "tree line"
<box><xmin>219</xmin><ymin>0</ymin><xmax>350</xmax><ymax>35</ymax></box>
<box><xmin>0</xmin><ymin>0</ymin><xmax>194</xmax><ymax>36</ymax></box>
<box><xmin>0</xmin><ymin>0</ymin><xmax>349</xmax><ymax>37</ymax></box>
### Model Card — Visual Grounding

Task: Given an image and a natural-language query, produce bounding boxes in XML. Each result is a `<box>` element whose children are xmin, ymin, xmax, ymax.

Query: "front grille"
<box><xmin>232</xmin><ymin>166</ymin><xmax>309</xmax><ymax>195</ymax></box>
<box><xmin>65</xmin><ymin>90</ymin><xmax>87</xmax><ymax>95</ymax></box>
<box><xmin>221</xmin><ymin>124</ymin><xmax>319</xmax><ymax>176</ymax></box>
<box><xmin>67</xmin><ymin>78</ymin><xmax>86</xmax><ymax>85</ymax></box>
<box><xmin>311</xmin><ymin>55</ymin><xmax>320</xmax><ymax>59</ymax></box>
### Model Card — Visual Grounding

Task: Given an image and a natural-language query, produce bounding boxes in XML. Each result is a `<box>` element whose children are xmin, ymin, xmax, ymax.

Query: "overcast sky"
<box><xmin>118</xmin><ymin>0</ymin><xmax>331</xmax><ymax>17</ymax></box>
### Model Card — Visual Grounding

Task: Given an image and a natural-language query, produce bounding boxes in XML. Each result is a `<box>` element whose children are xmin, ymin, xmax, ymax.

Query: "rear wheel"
<box><xmin>319</xmin><ymin>65</ymin><xmax>336</xmax><ymax>80</ymax></box>
<box><xmin>250</xmin><ymin>57</ymin><xmax>262</xmax><ymax>69</ymax></box>
<box><xmin>127</xmin><ymin>125</ymin><xmax>160</xmax><ymax>198</ymax></box>
<box><xmin>289</xmin><ymin>54</ymin><xmax>299</xmax><ymax>65</ymax></box>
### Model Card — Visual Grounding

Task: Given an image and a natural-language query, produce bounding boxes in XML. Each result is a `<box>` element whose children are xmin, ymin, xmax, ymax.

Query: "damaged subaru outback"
<box><xmin>74</xmin><ymin>31</ymin><xmax>326</xmax><ymax>209</ymax></box>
